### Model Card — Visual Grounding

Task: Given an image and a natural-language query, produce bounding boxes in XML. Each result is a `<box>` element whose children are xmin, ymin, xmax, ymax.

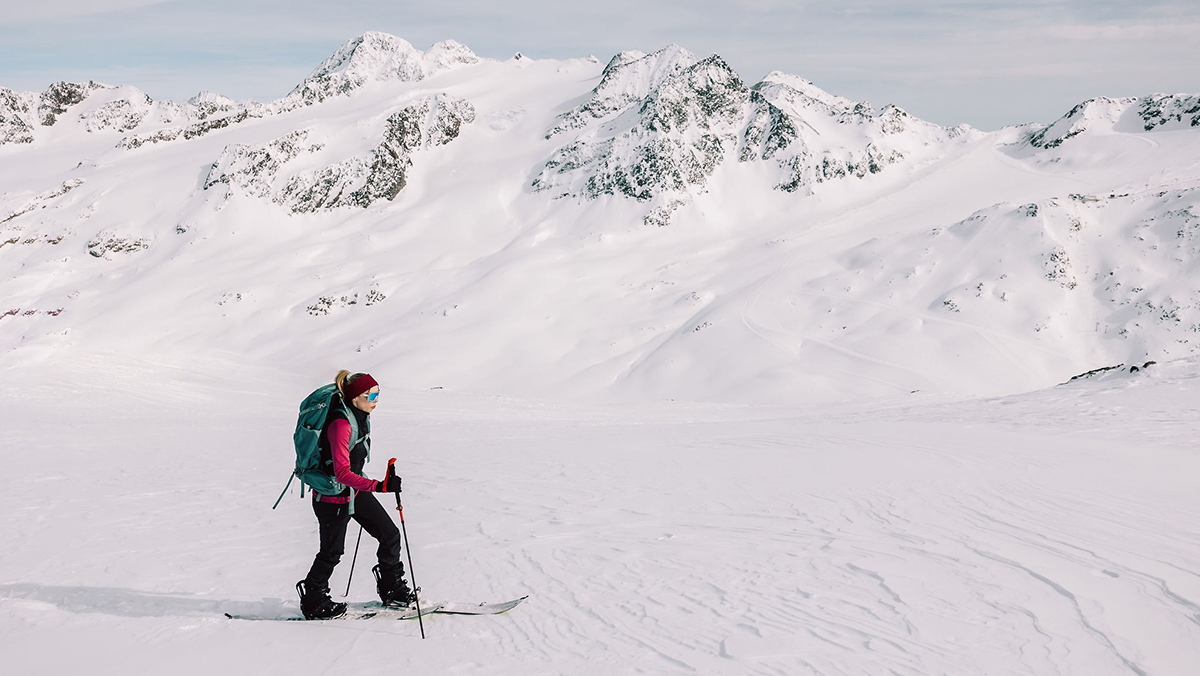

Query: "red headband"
<box><xmin>344</xmin><ymin>373</ymin><xmax>379</xmax><ymax>401</ymax></box>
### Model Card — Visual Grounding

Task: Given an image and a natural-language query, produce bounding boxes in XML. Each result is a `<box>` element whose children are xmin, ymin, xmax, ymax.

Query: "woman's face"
<box><xmin>352</xmin><ymin>386</ymin><xmax>379</xmax><ymax>413</ymax></box>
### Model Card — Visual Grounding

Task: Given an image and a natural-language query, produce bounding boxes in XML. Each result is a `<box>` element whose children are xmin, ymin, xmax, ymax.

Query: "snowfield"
<box><xmin>2</xmin><ymin>31</ymin><xmax>1200</xmax><ymax>675</ymax></box>
<box><xmin>3</xmin><ymin>354</ymin><xmax>1199</xmax><ymax>675</ymax></box>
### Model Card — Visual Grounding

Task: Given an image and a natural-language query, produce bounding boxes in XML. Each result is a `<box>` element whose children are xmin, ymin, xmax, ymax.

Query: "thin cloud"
<box><xmin>0</xmin><ymin>0</ymin><xmax>173</xmax><ymax>24</ymax></box>
<box><xmin>1042</xmin><ymin>21</ymin><xmax>1200</xmax><ymax>40</ymax></box>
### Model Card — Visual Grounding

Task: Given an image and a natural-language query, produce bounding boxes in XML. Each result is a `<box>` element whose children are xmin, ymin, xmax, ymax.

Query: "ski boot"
<box><xmin>296</xmin><ymin>580</ymin><xmax>347</xmax><ymax>620</ymax></box>
<box><xmin>373</xmin><ymin>564</ymin><xmax>417</xmax><ymax>608</ymax></box>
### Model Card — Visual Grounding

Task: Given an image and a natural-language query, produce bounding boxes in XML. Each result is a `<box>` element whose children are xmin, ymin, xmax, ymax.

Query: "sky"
<box><xmin>0</xmin><ymin>0</ymin><xmax>1198</xmax><ymax>130</ymax></box>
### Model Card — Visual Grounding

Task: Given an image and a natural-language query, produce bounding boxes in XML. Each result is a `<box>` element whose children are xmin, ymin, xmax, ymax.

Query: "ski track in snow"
<box><xmin>2</xmin><ymin>356</ymin><xmax>1199</xmax><ymax>675</ymax></box>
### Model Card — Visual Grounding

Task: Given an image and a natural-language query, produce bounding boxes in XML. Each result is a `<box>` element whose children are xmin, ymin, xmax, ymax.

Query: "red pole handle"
<box><xmin>384</xmin><ymin>457</ymin><xmax>397</xmax><ymax>491</ymax></box>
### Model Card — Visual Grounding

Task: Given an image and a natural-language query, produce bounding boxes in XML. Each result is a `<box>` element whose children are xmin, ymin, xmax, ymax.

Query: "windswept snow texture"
<box><xmin>2</xmin><ymin>355</ymin><xmax>1200</xmax><ymax>675</ymax></box>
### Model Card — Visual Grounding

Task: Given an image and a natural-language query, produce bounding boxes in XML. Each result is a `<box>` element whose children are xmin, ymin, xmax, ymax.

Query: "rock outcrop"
<box><xmin>2</xmin><ymin>33</ymin><xmax>477</xmax><ymax>147</ymax></box>
<box><xmin>204</xmin><ymin>93</ymin><xmax>475</xmax><ymax>212</ymax></box>
<box><xmin>534</xmin><ymin>51</ymin><xmax>966</xmax><ymax>225</ymax></box>
<box><xmin>38</xmin><ymin>81</ymin><xmax>107</xmax><ymax>126</ymax></box>
<box><xmin>533</xmin><ymin>48</ymin><xmax>750</xmax><ymax>207</ymax></box>
<box><xmin>0</xmin><ymin>88</ymin><xmax>36</xmax><ymax>144</ymax></box>
<box><xmin>1027</xmin><ymin>94</ymin><xmax>1200</xmax><ymax>150</ymax></box>
<box><xmin>83</xmin><ymin>87</ymin><xmax>155</xmax><ymax>132</ymax></box>
<box><xmin>1137</xmin><ymin>94</ymin><xmax>1200</xmax><ymax>131</ymax></box>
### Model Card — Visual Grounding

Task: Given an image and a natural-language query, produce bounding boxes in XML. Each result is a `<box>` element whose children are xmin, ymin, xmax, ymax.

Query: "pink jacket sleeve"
<box><xmin>327</xmin><ymin>418</ymin><xmax>380</xmax><ymax>493</ymax></box>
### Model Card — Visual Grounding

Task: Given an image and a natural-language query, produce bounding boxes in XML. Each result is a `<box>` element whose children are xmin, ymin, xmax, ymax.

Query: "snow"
<box><xmin>2</xmin><ymin>31</ymin><xmax>1200</xmax><ymax>674</ymax></box>
<box><xmin>3</xmin><ymin>353</ymin><xmax>1200</xmax><ymax>674</ymax></box>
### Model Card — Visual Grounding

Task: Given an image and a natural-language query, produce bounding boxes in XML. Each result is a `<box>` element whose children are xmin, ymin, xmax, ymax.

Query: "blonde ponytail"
<box><xmin>334</xmin><ymin>369</ymin><xmax>352</xmax><ymax>396</ymax></box>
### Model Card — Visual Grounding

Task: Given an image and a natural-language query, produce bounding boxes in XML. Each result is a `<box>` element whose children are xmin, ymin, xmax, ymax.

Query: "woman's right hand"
<box><xmin>374</xmin><ymin>474</ymin><xmax>402</xmax><ymax>493</ymax></box>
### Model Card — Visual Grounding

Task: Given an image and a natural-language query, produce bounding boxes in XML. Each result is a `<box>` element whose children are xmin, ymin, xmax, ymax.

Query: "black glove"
<box><xmin>374</xmin><ymin>467</ymin><xmax>402</xmax><ymax>493</ymax></box>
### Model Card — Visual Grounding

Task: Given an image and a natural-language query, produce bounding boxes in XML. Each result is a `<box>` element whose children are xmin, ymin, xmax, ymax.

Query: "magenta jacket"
<box><xmin>313</xmin><ymin>418</ymin><xmax>380</xmax><ymax>503</ymax></box>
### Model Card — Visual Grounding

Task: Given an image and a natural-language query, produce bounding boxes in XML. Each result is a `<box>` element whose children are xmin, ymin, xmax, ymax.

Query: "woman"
<box><xmin>295</xmin><ymin>370</ymin><xmax>415</xmax><ymax>620</ymax></box>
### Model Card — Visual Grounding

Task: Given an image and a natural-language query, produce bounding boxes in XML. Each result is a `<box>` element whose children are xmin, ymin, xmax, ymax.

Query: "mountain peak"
<box><xmin>278</xmin><ymin>32</ymin><xmax>479</xmax><ymax>109</ymax></box>
<box><xmin>546</xmin><ymin>44</ymin><xmax>698</xmax><ymax>138</ymax></box>
<box><xmin>757</xmin><ymin>71</ymin><xmax>857</xmax><ymax>112</ymax></box>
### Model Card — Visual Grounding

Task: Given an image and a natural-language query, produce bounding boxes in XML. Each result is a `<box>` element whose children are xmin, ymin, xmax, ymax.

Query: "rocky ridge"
<box><xmin>532</xmin><ymin>47</ymin><xmax>969</xmax><ymax>226</ymax></box>
<box><xmin>0</xmin><ymin>33</ymin><xmax>480</xmax><ymax>149</ymax></box>
<box><xmin>1027</xmin><ymin>94</ymin><xmax>1200</xmax><ymax>149</ymax></box>
<box><xmin>0</xmin><ymin>79</ymin><xmax>262</xmax><ymax>147</ymax></box>
<box><xmin>0</xmin><ymin>88</ymin><xmax>36</xmax><ymax>144</ymax></box>
<box><xmin>204</xmin><ymin>93</ymin><xmax>476</xmax><ymax>212</ymax></box>
<box><xmin>273</xmin><ymin>32</ymin><xmax>479</xmax><ymax>111</ymax></box>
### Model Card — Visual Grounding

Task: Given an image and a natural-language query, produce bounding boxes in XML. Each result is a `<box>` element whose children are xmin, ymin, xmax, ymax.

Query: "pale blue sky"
<box><xmin>1</xmin><ymin>0</ymin><xmax>1197</xmax><ymax>130</ymax></box>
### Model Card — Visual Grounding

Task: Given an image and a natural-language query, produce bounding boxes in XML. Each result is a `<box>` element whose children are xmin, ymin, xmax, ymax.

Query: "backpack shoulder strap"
<box><xmin>326</xmin><ymin>397</ymin><xmax>364</xmax><ymax>451</ymax></box>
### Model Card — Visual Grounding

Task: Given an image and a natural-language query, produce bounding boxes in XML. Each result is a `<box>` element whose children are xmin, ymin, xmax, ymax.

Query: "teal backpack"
<box><xmin>272</xmin><ymin>383</ymin><xmax>370</xmax><ymax>510</ymax></box>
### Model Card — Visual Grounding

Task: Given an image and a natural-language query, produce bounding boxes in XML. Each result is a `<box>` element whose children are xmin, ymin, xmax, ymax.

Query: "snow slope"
<box><xmin>2</xmin><ymin>352</ymin><xmax>1199</xmax><ymax>675</ymax></box>
<box><xmin>2</xmin><ymin>32</ymin><xmax>1200</xmax><ymax>402</ymax></box>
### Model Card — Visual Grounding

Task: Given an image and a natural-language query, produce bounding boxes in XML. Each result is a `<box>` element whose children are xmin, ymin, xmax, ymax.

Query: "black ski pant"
<box><xmin>304</xmin><ymin>491</ymin><xmax>402</xmax><ymax>589</ymax></box>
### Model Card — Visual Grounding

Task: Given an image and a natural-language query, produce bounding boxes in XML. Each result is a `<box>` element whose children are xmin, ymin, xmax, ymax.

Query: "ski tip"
<box><xmin>475</xmin><ymin>595</ymin><xmax>529</xmax><ymax>607</ymax></box>
<box><xmin>224</xmin><ymin>613</ymin><xmax>234</xmax><ymax>619</ymax></box>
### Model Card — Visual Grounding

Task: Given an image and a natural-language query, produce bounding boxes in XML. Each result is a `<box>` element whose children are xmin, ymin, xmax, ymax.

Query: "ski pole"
<box><xmin>388</xmin><ymin>457</ymin><xmax>425</xmax><ymax>639</ymax></box>
<box><xmin>343</xmin><ymin>525</ymin><xmax>363</xmax><ymax>597</ymax></box>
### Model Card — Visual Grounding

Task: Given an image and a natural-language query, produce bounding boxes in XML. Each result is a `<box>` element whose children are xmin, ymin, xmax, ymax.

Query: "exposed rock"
<box><xmin>1045</xmin><ymin>246</ymin><xmax>1077</xmax><ymax>289</ymax></box>
<box><xmin>187</xmin><ymin>91</ymin><xmax>240</xmax><ymax>121</ymax></box>
<box><xmin>534</xmin><ymin>55</ymin><xmax>956</xmax><ymax>208</ymax></box>
<box><xmin>422</xmin><ymin>40</ymin><xmax>480</xmax><ymax>73</ymax></box>
<box><xmin>87</xmin><ymin>232</ymin><xmax>150</xmax><ymax>257</ymax></box>
<box><xmin>1139</xmin><ymin>94</ymin><xmax>1200</xmax><ymax>131</ymax></box>
<box><xmin>276</xmin><ymin>32</ymin><xmax>479</xmax><ymax>111</ymax></box>
<box><xmin>280</xmin><ymin>94</ymin><xmax>475</xmax><ymax>212</ymax></box>
<box><xmin>546</xmin><ymin>45</ymin><xmax>696</xmax><ymax>139</ymax></box>
<box><xmin>1025</xmin><ymin>94</ymin><xmax>1200</xmax><ymax>149</ymax></box>
<box><xmin>757</xmin><ymin>73</ymin><xmax>948</xmax><ymax>193</ymax></box>
<box><xmin>307</xmin><ymin>293</ymin><xmax>358</xmax><ymax>315</ymax></box>
<box><xmin>38</xmin><ymin>81</ymin><xmax>107</xmax><ymax>126</ymax></box>
<box><xmin>535</xmin><ymin>54</ymin><xmax>748</xmax><ymax>202</ymax></box>
<box><xmin>305</xmin><ymin>286</ymin><xmax>386</xmax><ymax>315</ymax></box>
<box><xmin>643</xmin><ymin>198</ymin><xmax>687</xmax><ymax>227</ymax></box>
<box><xmin>642</xmin><ymin>55</ymin><xmax>749</xmax><ymax>133</ymax></box>
<box><xmin>0</xmin><ymin>87</ymin><xmax>36</xmax><ymax>144</ymax></box>
<box><xmin>84</xmin><ymin>89</ymin><xmax>154</xmax><ymax>132</ymax></box>
<box><xmin>1069</xmin><ymin>364</ymin><xmax>1124</xmax><ymax>380</ymax></box>
<box><xmin>121</xmin><ymin>110</ymin><xmax>254</xmax><ymax>150</ymax></box>
<box><xmin>739</xmin><ymin>90</ymin><xmax>796</xmax><ymax>162</ymax></box>
<box><xmin>1069</xmin><ymin>360</ymin><xmax>1156</xmax><ymax>380</ymax></box>
<box><xmin>204</xmin><ymin>130</ymin><xmax>320</xmax><ymax>197</ymax></box>
<box><xmin>205</xmin><ymin>94</ymin><xmax>475</xmax><ymax>212</ymax></box>
<box><xmin>2</xmin><ymin>179</ymin><xmax>84</xmax><ymax>223</ymax></box>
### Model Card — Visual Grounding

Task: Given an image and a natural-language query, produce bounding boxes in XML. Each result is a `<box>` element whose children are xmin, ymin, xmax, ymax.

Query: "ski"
<box><xmin>436</xmin><ymin>595</ymin><xmax>528</xmax><ymax>615</ymax></box>
<box><xmin>223</xmin><ymin>596</ymin><xmax>526</xmax><ymax>621</ymax></box>
<box><xmin>354</xmin><ymin>601</ymin><xmax>447</xmax><ymax>620</ymax></box>
<box><xmin>225</xmin><ymin>600</ymin><xmax>445</xmax><ymax>622</ymax></box>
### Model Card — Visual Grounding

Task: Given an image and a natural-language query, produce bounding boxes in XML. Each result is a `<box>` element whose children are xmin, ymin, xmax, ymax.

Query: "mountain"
<box><xmin>2</xmin><ymin>32</ymin><xmax>1199</xmax><ymax>403</ymax></box>
<box><xmin>534</xmin><ymin>46</ymin><xmax>970</xmax><ymax>227</ymax></box>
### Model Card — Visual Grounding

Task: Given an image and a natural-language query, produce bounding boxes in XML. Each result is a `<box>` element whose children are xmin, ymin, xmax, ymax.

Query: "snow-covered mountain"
<box><xmin>3</xmin><ymin>32</ymin><xmax>1200</xmax><ymax>403</ymax></box>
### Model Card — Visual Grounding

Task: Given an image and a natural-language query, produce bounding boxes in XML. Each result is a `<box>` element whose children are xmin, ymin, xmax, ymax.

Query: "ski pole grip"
<box><xmin>384</xmin><ymin>457</ymin><xmax>397</xmax><ymax>491</ymax></box>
